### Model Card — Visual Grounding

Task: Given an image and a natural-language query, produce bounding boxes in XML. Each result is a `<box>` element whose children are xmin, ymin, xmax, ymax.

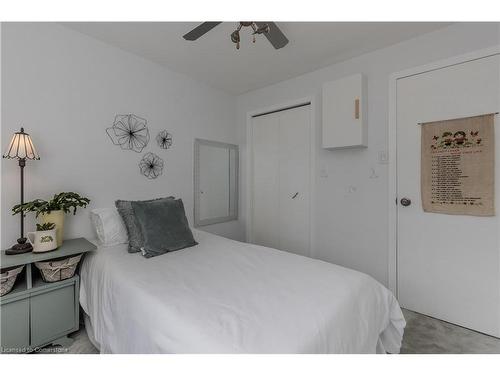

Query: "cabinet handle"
<box><xmin>354</xmin><ymin>98</ymin><xmax>360</xmax><ymax>120</ymax></box>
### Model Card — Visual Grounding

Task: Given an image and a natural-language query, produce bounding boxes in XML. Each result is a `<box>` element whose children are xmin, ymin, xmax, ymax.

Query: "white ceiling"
<box><xmin>63</xmin><ymin>22</ymin><xmax>451</xmax><ymax>94</ymax></box>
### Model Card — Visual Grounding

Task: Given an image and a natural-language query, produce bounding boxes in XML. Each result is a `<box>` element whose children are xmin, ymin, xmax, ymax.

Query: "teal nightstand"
<box><xmin>0</xmin><ymin>238</ymin><xmax>96</xmax><ymax>353</ymax></box>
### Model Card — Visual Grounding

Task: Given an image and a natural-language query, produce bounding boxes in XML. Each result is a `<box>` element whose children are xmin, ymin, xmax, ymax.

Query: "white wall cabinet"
<box><xmin>322</xmin><ymin>73</ymin><xmax>367</xmax><ymax>149</ymax></box>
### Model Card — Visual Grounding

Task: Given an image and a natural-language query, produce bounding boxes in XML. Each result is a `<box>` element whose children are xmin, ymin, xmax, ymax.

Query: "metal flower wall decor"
<box><xmin>105</xmin><ymin>115</ymin><xmax>173</xmax><ymax>180</ymax></box>
<box><xmin>106</xmin><ymin>114</ymin><xmax>150</xmax><ymax>153</ymax></box>
<box><xmin>139</xmin><ymin>152</ymin><xmax>164</xmax><ymax>179</ymax></box>
<box><xmin>156</xmin><ymin>130</ymin><xmax>173</xmax><ymax>149</ymax></box>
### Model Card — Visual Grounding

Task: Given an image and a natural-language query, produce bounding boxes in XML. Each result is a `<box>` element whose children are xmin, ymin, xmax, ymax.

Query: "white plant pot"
<box><xmin>39</xmin><ymin>210</ymin><xmax>65</xmax><ymax>246</ymax></box>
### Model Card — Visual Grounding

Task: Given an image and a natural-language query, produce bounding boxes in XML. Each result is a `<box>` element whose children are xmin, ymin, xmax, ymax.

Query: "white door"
<box><xmin>397</xmin><ymin>54</ymin><xmax>500</xmax><ymax>337</ymax></box>
<box><xmin>251</xmin><ymin>105</ymin><xmax>311</xmax><ymax>256</ymax></box>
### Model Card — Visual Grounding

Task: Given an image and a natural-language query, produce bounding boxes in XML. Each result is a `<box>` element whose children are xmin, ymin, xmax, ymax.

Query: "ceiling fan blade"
<box><xmin>255</xmin><ymin>22</ymin><xmax>289</xmax><ymax>49</ymax></box>
<box><xmin>183</xmin><ymin>22</ymin><xmax>222</xmax><ymax>41</ymax></box>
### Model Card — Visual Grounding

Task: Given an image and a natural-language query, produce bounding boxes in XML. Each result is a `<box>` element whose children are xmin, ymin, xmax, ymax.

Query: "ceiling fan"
<box><xmin>183</xmin><ymin>22</ymin><xmax>289</xmax><ymax>50</ymax></box>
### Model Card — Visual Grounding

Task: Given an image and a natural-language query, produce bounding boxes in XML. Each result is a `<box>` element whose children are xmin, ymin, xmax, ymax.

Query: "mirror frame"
<box><xmin>193</xmin><ymin>138</ymin><xmax>239</xmax><ymax>227</ymax></box>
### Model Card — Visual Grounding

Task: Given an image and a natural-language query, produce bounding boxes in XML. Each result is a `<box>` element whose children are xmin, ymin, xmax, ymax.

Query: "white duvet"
<box><xmin>80</xmin><ymin>229</ymin><xmax>405</xmax><ymax>353</ymax></box>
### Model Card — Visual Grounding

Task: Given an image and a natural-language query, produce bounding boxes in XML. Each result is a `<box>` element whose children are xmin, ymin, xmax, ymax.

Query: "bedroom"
<box><xmin>1</xmin><ymin>0</ymin><xmax>500</xmax><ymax>371</ymax></box>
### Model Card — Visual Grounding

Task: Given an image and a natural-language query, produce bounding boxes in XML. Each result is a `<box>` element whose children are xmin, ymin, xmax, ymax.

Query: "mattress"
<box><xmin>80</xmin><ymin>229</ymin><xmax>405</xmax><ymax>353</ymax></box>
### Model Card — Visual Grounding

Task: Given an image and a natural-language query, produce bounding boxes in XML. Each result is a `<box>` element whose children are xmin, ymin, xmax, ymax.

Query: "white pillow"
<box><xmin>90</xmin><ymin>208</ymin><xmax>128</xmax><ymax>246</ymax></box>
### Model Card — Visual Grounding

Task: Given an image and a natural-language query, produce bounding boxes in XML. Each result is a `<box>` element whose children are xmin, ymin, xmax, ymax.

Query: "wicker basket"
<box><xmin>1</xmin><ymin>265</ymin><xmax>24</xmax><ymax>296</ymax></box>
<box><xmin>35</xmin><ymin>254</ymin><xmax>83</xmax><ymax>283</ymax></box>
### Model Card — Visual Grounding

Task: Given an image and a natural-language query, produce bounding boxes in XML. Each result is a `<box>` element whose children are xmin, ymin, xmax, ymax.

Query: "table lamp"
<box><xmin>2</xmin><ymin>127</ymin><xmax>40</xmax><ymax>254</ymax></box>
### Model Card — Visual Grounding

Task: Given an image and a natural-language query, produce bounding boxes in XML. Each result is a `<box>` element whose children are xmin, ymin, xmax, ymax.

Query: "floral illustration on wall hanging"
<box><xmin>106</xmin><ymin>114</ymin><xmax>150</xmax><ymax>153</ymax></box>
<box><xmin>156</xmin><ymin>130</ymin><xmax>173</xmax><ymax>149</ymax></box>
<box><xmin>430</xmin><ymin>129</ymin><xmax>482</xmax><ymax>151</ymax></box>
<box><xmin>139</xmin><ymin>152</ymin><xmax>164</xmax><ymax>179</ymax></box>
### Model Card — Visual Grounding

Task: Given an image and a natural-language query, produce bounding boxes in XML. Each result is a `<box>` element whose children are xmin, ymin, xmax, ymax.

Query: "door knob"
<box><xmin>400</xmin><ymin>198</ymin><xmax>411</xmax><ymax>207</ymax></box>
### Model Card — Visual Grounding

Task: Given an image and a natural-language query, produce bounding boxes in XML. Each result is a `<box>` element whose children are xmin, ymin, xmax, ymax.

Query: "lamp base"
<box><xmin>5</xmin><ymin>238</ymin><xmax>33</xmax><ymax>255</ymax></box>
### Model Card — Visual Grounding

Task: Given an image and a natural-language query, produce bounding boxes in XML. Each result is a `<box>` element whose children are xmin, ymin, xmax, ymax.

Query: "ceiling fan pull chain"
<box><xmin>236</xmin><ymin>41</ymin><xmax>240</xmax><ymax>50</ymax></box>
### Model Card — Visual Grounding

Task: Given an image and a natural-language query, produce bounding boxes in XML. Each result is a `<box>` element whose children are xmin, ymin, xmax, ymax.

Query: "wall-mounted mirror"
<box><xmin>194</xmin><ymin>139</ymin><xmax>239</xmax><ymax>227</ymax></box>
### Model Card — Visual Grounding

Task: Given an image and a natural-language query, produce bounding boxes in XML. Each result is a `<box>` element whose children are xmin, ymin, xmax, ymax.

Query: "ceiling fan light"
<box><xmin>182</xmin><ymin>21</ymin><xmax>288</xmax><ymax>50</ymax></box>
<box><xmin>255</xmin><ymin>24</ymin><xmax>270</xmax><ymax>34</ymax></box>
<box><xmin>230</xmin><ymin>30</ymin><xmax>240</xmax><ymax>44</ymax></box>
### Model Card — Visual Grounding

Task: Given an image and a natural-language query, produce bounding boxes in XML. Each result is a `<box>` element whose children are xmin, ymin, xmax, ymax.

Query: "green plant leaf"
<box><xmin>36</xmin><ymin>222</ymin><xmax>56</xmax><ymax>231</ymax></box>
<box><xmin>12</xmin><ymin>192</ymin><xmax>90</xmax><ymax>217</ymax></box>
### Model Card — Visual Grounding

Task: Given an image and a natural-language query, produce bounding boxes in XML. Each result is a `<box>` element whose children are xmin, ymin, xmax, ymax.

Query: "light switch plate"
<box><xmin>378</xmin><ymin>150</ymin><xmax>388</xmax><ymax>164</ymax></box>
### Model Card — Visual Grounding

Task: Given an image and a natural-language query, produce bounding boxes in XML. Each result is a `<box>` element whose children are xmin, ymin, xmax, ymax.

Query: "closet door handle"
<box><xmin>354</xmin><ymin>98</ymin><xmax>360</xmax><ymax>119</ymax></box>
<box><xmin>291</xmin><ymin>192</ymin><xmax>299</xmax><ymax>199</ymax></box>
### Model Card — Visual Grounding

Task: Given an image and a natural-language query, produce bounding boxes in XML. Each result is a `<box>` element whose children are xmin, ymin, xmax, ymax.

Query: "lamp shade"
<box><xmin>2</xmin><ymin>127</ymin><xmax>40</xmax><ymax>160</ymax></box>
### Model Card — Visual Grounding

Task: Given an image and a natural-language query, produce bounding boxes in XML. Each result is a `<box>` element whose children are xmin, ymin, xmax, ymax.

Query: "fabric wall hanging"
<box><xmin>139</xmin><ymin>152</ymin><xmax>164</xmax><ymax>179</ymax></box>
<box><xmin>106</xmin><ymin>114</ymin><xmax>150</xmax><ymax>152</ymax></box>
<box><xmin>421</xmin><ymin>113</ymin><xmax>495</xmax><ymax>216</ymax></box>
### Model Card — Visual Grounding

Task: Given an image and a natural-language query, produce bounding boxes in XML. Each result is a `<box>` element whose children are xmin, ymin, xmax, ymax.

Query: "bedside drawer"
<box><xmin>30</xmin><ymin>281</ymin><xmax>78</xmax><ymax>347</ymax></box>
<box><xmin>0</xmin><ymin>297</ymin><xmax>30</xmax><ymax>351</ymax></box>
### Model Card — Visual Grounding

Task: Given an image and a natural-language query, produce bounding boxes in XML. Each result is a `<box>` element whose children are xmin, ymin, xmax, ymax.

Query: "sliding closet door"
<box><xmin>277</xmin><ymin>106</ymin><xmax>310</xmax><ymax>255</ymax></box>
<box><xmin>252</xmin><ymin>112</ymin><xmax>281</xmax><ymax>250</ymax></box>
<box><xmin>251</xmin><ymin>105</ymin><xmax>310</xmax><ymax>256</ymax></box>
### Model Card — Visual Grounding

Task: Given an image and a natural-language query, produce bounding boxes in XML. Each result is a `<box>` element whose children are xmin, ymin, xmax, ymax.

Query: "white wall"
<box><xmin>0</xmin><ymin>24</ymin><xmax>3</xmax><ymax>250</ymax></box>
<box><xmin>237</xmin><ymin>23</ymin><xmax>500</xmax><ymax>286</ymax></box>
<box><xmin>1</xmin><ymin>23</ymin><xmax>244</xmax><ymax>249</ymax></box>
<box><xmin>2</xmin><ymin>22</ymin><xmax>499</xmax><ymax>287</ymax></box>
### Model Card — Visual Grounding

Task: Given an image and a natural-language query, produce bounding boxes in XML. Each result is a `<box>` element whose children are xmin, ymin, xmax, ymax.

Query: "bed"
<box><xmin>80</xmin><ymin>229</ymin><xmax>405</xmax><ymax>353</ymax></box>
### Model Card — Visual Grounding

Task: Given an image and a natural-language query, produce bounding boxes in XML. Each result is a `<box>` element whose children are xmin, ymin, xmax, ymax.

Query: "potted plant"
<box><xmin>27</xmin><ymin>222</ymin><xmax>58</xmax><ymax>253</ymax></box>
<box><xmin>12</xmin><ymin>192</ymin><xmax>90</xmax><ymax>246</ymax></box>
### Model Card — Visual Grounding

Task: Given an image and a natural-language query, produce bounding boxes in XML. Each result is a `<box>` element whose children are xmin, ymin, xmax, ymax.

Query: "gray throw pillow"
<box><xmin>131</xmin><ymin>198</ymin><xmax>197</xmax><ymax>258</ymax></box>
<box><xmin>115</xmin><ymin>196</ymin><xmax>174</xmax><ymax>253</ymax></box>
